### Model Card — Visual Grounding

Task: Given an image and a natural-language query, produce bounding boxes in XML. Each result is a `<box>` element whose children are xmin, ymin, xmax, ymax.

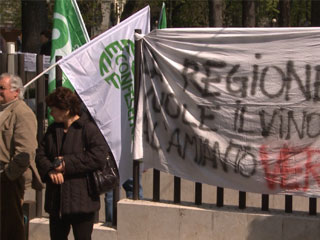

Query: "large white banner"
<box><xmin>134</xmin><ymin>27</ymin><xmax>320</xmax><ymax>197</ymax></box>
<box><xmin>59</xmin><ymin>6</ymin><xmax>150</xmax><ymax>184</ymax></box>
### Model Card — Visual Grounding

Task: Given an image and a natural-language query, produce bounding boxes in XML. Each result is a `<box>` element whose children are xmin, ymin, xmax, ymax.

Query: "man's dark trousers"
<box><xmin>0</xmin><ymin>172</ymin><xmax>25</xmax><ymax>240</ymax></box>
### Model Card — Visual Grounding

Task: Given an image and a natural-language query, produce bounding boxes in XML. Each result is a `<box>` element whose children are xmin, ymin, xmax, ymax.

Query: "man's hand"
<box><xmin>49</xmin><ymin>170</ymin><xmax>64</xmax><ymax>184</ymax></box>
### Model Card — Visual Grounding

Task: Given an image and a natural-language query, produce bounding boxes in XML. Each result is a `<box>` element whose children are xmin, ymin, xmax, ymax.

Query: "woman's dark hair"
<box><xmin>46</xmin><ymin>87</ymin><xmax>81</xmax><ymax>116</ymax></box>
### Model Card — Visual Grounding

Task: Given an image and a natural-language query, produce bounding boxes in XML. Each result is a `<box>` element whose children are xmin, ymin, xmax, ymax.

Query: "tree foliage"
<box><xmin>255</xmin><ymin>0</ymin><xmax>279</xmax><ymax>26</ymax></box>
<box><xmin>171</xmin><ymin>1</ymin><xmax>209</xmax><ymax>27</ymax></box>
<box><xmin>0</xmin><ymin>0</ymin><xmax>317</xmax><ymax>34</ymax></box>
<box><xmin>121</xmin><ymin>0</ymin><xmax>302</xmax><ymax>28</ymax></box>
<box><xmin>292</xmin><ymin>0</ymin><xmax>310</xmax><ymax>26</ymax></box>
<box><xmin>0</xmin><ymin>0</ymin><xmax>21</xmax><ymax>29</ymax></box>
<box><xmin>77</xmin><ymin>0</ymin><xmax>103</xmax><ymax>35</ymax></box>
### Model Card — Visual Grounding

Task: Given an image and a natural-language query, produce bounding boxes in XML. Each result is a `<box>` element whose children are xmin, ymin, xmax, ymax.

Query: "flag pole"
<box><xmin>133</xmin><ymin>29</ymin><xmax>142</xmax><ymax>200</ymax></box>
<box><xmin>23</xmin><ymin>60</ymin><xmax>60</xmax><ymax>89</ymax></box>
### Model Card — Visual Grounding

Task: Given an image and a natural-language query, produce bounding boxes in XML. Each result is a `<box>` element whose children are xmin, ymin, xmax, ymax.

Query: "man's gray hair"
<box><xmin>0</xmin><ymin>73</ymin><xmax>24</xmax><ymax>99</ymax></box>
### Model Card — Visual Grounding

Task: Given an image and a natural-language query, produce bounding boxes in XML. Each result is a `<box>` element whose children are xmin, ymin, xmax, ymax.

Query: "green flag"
<box><xmin>48</xmin><ymin>0</ymin><xmax>89</xmax><ymax>94</ymax></box>
<box><xmin>158</xmin><ymin>2</ymin><xmax>167</xmax><ymax>29</ymax></box>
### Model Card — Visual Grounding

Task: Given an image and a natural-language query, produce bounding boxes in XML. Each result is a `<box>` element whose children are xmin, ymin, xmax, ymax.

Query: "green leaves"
<box><xmin>0</xmin><ymin>0</ymin><xmax>21</xmax><ymax>29</ymax></box>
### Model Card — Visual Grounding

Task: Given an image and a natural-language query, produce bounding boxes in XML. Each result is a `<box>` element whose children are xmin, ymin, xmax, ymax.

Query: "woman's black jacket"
<box><xmin>36</xmin><ymin>114</ymin><xmax>110</xmax><ymax>215</ymax></box>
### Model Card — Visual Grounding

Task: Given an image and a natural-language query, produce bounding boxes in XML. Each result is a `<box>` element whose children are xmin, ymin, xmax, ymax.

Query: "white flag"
<box><xmin>59</xmin><ymin>6</ymin><xmax>150</xmax><ymax>184</ymax></box>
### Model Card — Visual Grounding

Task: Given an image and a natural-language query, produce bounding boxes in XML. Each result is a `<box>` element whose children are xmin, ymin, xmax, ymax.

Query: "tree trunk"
<box><xmin>311</xmin><ymin>0</ymin><xmax>320</xmax><ymax>26</ymax></box>
<box><xmin>306</xmin><ymin>0</ymin><xmax>310</xmax><ymax>25</ymax></box>
<box><xmin>279</xmin><ymin>0</ymin><xmax>290</xmax><ymax>27</ymax></box>
<box><xmin>21</xmin><ymin>0</ymin><xmax>48</xmax><ymax>53</ymax></box>
<box><xmin>120</xmin><ymin>0</ymin><xmax>136</xmax><ymax>22</ymax></box>
<box><xmin>242</xmin><ymin>0</ymin><xmax>255</xmax><ymax>27</ymax></box>
<box><xmin>100</xmin><ymin>0</ymin><xmax>112</xmax><ymax>31</ymax></box>
<box><xmin>208</xmin><ymin>0</ymin><xmax>223</xmax><ymax>27</ymax></box>
<box><xmin>169</xmin><ymin>0</ymin><xmax>173</xmax><ymax>27</ymax></box>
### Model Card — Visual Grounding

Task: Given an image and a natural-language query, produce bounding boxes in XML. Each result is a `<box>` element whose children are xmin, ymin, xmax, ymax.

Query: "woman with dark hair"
<box><xmin>36</xmin><ymin>87</ymin><xmax>109</xmax><ymax>240</ymax></box>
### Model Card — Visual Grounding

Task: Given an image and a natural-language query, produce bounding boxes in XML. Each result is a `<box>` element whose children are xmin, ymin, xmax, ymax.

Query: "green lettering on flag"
<box><xmin>48</xmin><ymin>0</ymin><xmax>89</xmax><ymax>123</ymax></box>
<box><xmin>158</xmin><ymin>2</ymin><xmax>167</xmax><ymax>29</ymax></box>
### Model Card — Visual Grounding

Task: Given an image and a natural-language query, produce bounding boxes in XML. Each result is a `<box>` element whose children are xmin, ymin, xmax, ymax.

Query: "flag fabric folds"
<box><xmin>49</xmin><ymin>0</ymin><xmax>89</xmax><ymax>94</ymax></box>
<box><xmin>158</xmin><ymin>2</ymin><xmax>167</xmax><ymax>29</ymax></box>
<box><xmin>59</xmin><ymin>6</ymin><xmax>150</xmax><ymax>184</ymax></box>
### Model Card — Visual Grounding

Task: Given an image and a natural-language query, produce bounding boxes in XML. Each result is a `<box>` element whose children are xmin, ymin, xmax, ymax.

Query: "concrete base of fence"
<box><xmin>28</xmin><ymin>199</ymin><xmax>320</xmax><ymax>240</ymax></box>
<box><xmin>117</xmin><ymin>199</ymin><xmax>320</xmax><ymax>240</ymax></box>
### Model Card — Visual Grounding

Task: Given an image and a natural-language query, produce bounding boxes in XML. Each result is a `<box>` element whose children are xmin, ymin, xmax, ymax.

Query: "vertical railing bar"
<box><xmin>239</xmin><ymin>191</ymin><xmax>246</xmax><ymax>209</ymax></box>
<box><xmin>285</xmin><ymin>195</ymin><xmax>293</xmax><ymax>213</ymax></box>
<box><xmin>13</xmin><ymin>53</ymin><xmax>18</xmax><ymax>75</ymax></box>
<box><xmin>261</xmin><ymin>194</ymin><xmax>269</xmax><ymax>211</ymax></box>
<box><xmin>309</xmin><ymin>197</ymin><xmax>317</xmax><ymax>216</ymax></box>
<box><xmin>35</xmin><ymin>54</ymin><xmax>45</xmax><ymax>217</ymax></box>
<box><xmin>173</xmin><ymin>176</ymin><xmax>181</xmax><ymax>203</ymax></box>
<box><xmin>0</xmin><ymin>53</ymin><xmax>8</xmax><ymax>74</ymax></box>
<box><xmin>153</xmin><ymin>169</ymin><xmax>160</xmax><ymax>202</ymax></box>
<box><xmin>55</xmin><ymin>56</ymin><xmax>62</xmax><ymax>88</ymax></box>
<box><xmin>18</xmin><ymin>54</ymin><xmax>30</xmax><ymax>100</ymax></box>
<box><xmin>18</xmin><ymin>54</ymin><xmax>25</xmax><ymax>84</ymax></box>
<box><xmin>94</xmin><ymin>211</ymin><xmax>99</xmax><ymax>223</ymax></box>
<box><xmin>112</xmin><ymin>186</ymin><xmax>119</xmax><ymax>225</ymax></box>
<box><xmin>133</xmin><ymin>161</ymin><xmax>140</xmax><ymax>200</ymax></box>
<box><xmin>195</xmin><ymin>182</ymin><xmax>202</xmax><ymax>205</ymax></box>
<box><xmin>133</xmin><ymin>29</ymin><xmax>142</xmax><ymax>200</ymax></box>
<box><xmin>217</xmin><ymin>187</ymin><xmax>224</xmax><ymax>207</ymax></box>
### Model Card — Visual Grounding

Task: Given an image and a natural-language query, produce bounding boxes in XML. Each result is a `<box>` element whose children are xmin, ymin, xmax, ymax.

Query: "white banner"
<box><xmin>134</xmin><ymin>27</ymin><xmax>320</xmax><ymax>197</ymax></box>
<box><xmin>60</xmin><ymin>6</ymin><xmax>150</xmax><ymax>184</ymax></box>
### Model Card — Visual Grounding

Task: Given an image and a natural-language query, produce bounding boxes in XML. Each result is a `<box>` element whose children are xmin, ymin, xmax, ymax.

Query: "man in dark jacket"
<box><xmin>39</xmin><ymin>30</ymin><xmax>52</xmax><ymax>56</ymax></box>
